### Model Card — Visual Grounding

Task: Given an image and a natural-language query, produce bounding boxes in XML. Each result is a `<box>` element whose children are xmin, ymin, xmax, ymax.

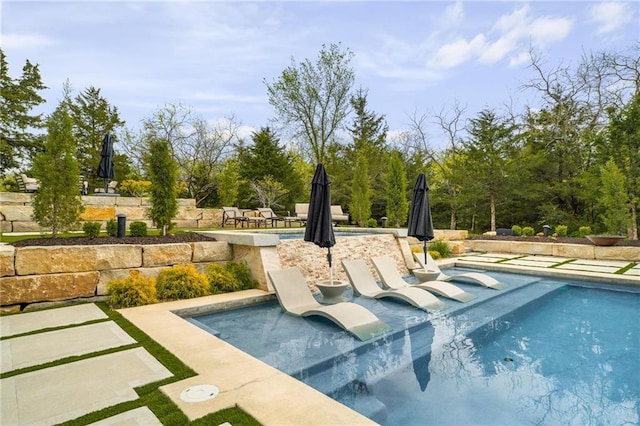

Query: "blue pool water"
<box><xmin>189</xmin><ymin>268</ymin><xmax>640</xmax><ymax>425</ymax></box>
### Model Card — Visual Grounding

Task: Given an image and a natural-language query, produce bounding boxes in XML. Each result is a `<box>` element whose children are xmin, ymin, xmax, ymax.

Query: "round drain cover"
<box><xmin>180</xmin><ymin>384</ymin><xmax>219</xmax><ymax>402</ymax></box>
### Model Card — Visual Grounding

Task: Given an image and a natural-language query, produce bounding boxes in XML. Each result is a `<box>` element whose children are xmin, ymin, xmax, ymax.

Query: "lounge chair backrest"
<box><xmin>223</xmin><ymin>207</ymin><xmax>241</xmax><ymax>218</ymax></box>
<box><xmin>257</xmin><ymin>207</ymin><xmax>277</xmax><ymax>219</ymax></box>
<box><xmin>330</xmin><ymin>205</ymin><xmax>349</xmax><ymax>222</ymax></box>
<box><xmin>342</xmin><ymin>259</ymin><xmax>381</xmax><ymax>295</ymax></box>
<box><xmin>267</xmin><ymin>268</ymin><xmax>318</xmax><ymax>314</ymax></box>
<box><xmin>371</xmin><ymin>255</ymin><xmax>411</xmax><ymax>290</ymax></box>
<box><xmin>18</xmin><ymin>174</ymin><xmax>40</xmax><ymax>193</ymax></box>
<box><xmin>295</xmin><ymin>203</ymin><xmax>309</xmax><ymax>220</ymax></box>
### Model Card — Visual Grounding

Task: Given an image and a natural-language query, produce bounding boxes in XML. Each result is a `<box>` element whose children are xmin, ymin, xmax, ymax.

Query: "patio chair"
<box><xmin>267</xmin><ymin>267</ymin><xmax>392</xmax><ymax>341</ymax></box>
<box><xmin>294</xmin><ymin>203</ymin><xmax>309</xmax><ymax>224</ymax></box>
<box><xmin>413</xmin><ymin>252</ymin><xmax>506</xmax><ymax>290</ymax></box>
<box><xmin>222</xmin><ymin>207</ymin><xmax>248</xmax><ymax>228</ymax></box>
<box><xmin>257</xmin><ymin>207</ymin><xmax>302</xmax><ymax>227</ymax></box>
<box><xmin>330</xmin><ymin>205</ymin><xmax>349</xmax><ymax>224</ymax></box>
<box><xmin>17</xmin><ymin>174</ymin><xmax>40</xmax><ymax>193</ymax></box>
<box><xmin>342</xmin><ymin>258</ymin><xmax>445</xmax><ymax>312</ymax></box>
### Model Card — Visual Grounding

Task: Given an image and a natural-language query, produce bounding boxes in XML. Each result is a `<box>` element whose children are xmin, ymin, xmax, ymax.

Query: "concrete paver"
<box><xmin>501</xmin><ymin>259</ymin><xmax>560</xmax><ymax>268</ymax></box>
<box><xmin>89</xmin><ymin>407</ymin><xmax>162</xmax><ymax>425</ymax></box>
<box><xmin>1</xmin><ymin>321</ymin><xmax>136</xmax><ymax>373</ymax></box>
<box><xmin>0</xmin><ymin>347</ymin><xmax>172</xmax><ymax>425</ymax></box>
<box><xmin>0</xmin><ymin>303</ymin><xmax>107</xmax><ymax>337</ymax></box>
<box><xmin>555</xmin><ymin>263</ymin><xmax>622</xmax><ymax>274</ymax></box>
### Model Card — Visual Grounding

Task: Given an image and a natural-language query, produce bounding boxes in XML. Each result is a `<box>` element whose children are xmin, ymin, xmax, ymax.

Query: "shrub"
<box><xmin>511</xmin><ymin>225</ymin><xmax>522</xmax><ymax>236</ymax></box>
<box><xmin>366</xmin><ymin>218</ymin><xmax>378</xmax><ymax>228</ymax></box>
<box><xmin>82</xmin><ymin>221</ymin><xmax>101</xmax><ymax>238</ymax></box>
<box><xmin>118</xmin><ymin>179</ymin><xmax>152</xmax><ymax>197</ymax></box>
<box><xmin>130</xmin><ymin>221</ymin><xmax>147</xmax><ymax>237</ymax></box>
<box><xmin>223</xmin><ymin>261</ymin><xmax>258</xmax><ymax>290</ymax></box>
<box><xmin>521</xmin><ymin>226</ymin><xmax>535</xmax><ymax>236</ymax></box>
<box><xmin>106</xmin><ymin>219</ymin><xmax>118</xmax><ymax>237</ymax></box>
<box><xmin>107</xmin><ymin>270</ymin><xmax>157</xmax><ymax>308</ymax></box>
<box><xmin>156</xmin><ymin>263</ymin><xmax>210</xmax><ymax>301</ymax></box>
<box><xmin>555</xmin><ymin>225</ymin><xmax>568</xmax><ymax>237</ymax></box>
<box><xmin>579</xmin><ymin>226</ymin><xmax>592</xmax><ymax>237</ymax></box>
<box><xmin>428</xmin><ymin>250</ymin><xmax>441</xmax><ymax>260</ymax></box>
<box><xmin>427</xmin><ymin>240</ymin><xmax>451</xmax><ymax>258</ymax></box>
<box><xmin>205</xmin><ymin>263</ymin><xmax>243</xmax><ymax>294</ymax></box>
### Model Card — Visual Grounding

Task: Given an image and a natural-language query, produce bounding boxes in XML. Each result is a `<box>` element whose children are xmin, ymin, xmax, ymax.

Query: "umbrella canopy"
<box><xmin>407</xmin><ymin>172</ymin><xmax>435</xmax><ymax>264</ymax></box>
<box><xmin>304</xmin><ymin>163</ymin><xmax>336</xmax><ymax>281</ymax></box>
<box><xmin>96</xmin><ymin>132</ymin><xmax>115</xmax><ymax>191</ymax></box>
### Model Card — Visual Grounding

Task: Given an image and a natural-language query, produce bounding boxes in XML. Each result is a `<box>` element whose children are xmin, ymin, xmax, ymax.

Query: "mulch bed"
<box><xmin>10</xmin><ymin>233</ymin><xmax>217</xmax><ymax>247</ymax></box>
<box><xmin>468</xmin><ymin>235</ymin><xmax>640</xmax><ymax>247</ymax></box>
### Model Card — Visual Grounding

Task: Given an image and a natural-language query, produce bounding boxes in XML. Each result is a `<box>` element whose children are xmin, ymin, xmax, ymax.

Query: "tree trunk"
<box><xmin>630</xmin><ymin>204</ymin><xmax>638</xmax><ymax>240</ymax></box>
<box><xmin>490</xmin><ymin>194</ymin><xmax>496</xmax><ymax>232</ymax></box>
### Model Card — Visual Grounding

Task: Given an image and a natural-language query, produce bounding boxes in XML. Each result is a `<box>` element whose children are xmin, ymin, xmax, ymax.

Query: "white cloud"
<box><xmin>1</xmin><ymin>33</ymin><xmax>54</xmax><ymax>49</ymax></box>
<box><xmin>429</xmin><ymin>34</ymin><xmax>487</xmax><ymax>69</ymax></box>
<box><xmin>588</xmin><ymin>2</ymin><xmax>635</xmax><ymax>34</ymax></box>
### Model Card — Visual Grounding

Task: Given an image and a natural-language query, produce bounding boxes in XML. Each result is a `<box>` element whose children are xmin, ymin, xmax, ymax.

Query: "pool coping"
<box><xmin>117</xmin><ymin>257</ymin><xmax>639</xmax><ymax>425</ymax></box>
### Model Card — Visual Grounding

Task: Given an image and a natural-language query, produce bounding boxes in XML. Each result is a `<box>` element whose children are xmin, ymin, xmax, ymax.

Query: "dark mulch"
<box><xmin>10</xmin><ymin>233</ymin><xmax>217</xmax><ymax>247</ymax></box>
<box><xmin>469</xmin><ymin>235</ymin><xmax>640</xmax><ymax>247</ymax></box>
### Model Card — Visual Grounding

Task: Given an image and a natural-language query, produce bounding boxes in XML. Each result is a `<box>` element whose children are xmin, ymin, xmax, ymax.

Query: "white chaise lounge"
<box><xmin>342</xmin><ymin>259</ymin><xmax>445</xmax><ymax>312</ymax></box>
<box><xmin>372</xmin><ymin>255</ymin><xmax>476</xmax><ymax>303</ymax></box>
<box><xmin>413</xmin><ymin>252</ymin><xmax>506</xmax><ymax>290</ymax></box>
<box><xmin>267</xmin><ymin>267</ymin><xmax>392</xmax><ymax>341</ymax></box>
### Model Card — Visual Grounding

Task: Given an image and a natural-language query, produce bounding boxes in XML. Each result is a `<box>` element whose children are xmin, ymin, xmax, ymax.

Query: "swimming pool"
<box><xmin>189</xmin><ymin>268</ymin><xmax>640</xmax><ymax>425</ymax></box>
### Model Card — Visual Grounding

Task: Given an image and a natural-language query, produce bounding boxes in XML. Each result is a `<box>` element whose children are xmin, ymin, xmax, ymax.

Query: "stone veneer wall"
<box><xmin>0</xmin><ymin>192</ymin><xmax>223</xmax><ymax>233</ymax></box>
<box><xmin>0</xmin><ymin>241</ymin><xmax>232</xmax><ymax>312</ymax></box>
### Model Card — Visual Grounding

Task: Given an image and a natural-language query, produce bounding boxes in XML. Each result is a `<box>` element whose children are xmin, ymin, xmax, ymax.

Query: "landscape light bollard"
<box><xmin>381</xmin><ymin>216</ymin><xmax>388</xmax><ymax>228</ymax></box>
<box><xmin>116</xmin><ymin>214</ymin><xmax>126</xmax><ymax>238</ymax></box>
<box><xmin>543</xmin><ymin>225</ymin><xmax>551</xmax><ymax>237</ymax></box>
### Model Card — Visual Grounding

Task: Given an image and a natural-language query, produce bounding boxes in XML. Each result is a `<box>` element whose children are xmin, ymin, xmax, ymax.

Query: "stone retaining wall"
<box><xmin>0</xmin><ymin>192</ymin><xmax>223</xmax><ymax>233</ymax></box>
<box><xmin>0</xmin><ymin>241</ymin><xmax>232</xmax><ymax>312</ymax></box>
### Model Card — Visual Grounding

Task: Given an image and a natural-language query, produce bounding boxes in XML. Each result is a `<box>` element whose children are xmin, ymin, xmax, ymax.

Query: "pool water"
<box><xmin>189</xmin><ymin>269</ymin><xmax>640</xmax><ymax>425</ymax></box>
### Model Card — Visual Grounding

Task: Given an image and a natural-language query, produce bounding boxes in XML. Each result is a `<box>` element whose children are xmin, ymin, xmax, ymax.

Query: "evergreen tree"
<box><xmin>146</xmin><ymin>138</ymin><xmax>178</xmax><ymax>235</ymax></box>
<box><xmin>69</xmin><ymin>86</ymin><xmax>125</xmax><ymax>190</ymax></box>
<box><xmin>599</xmin><ymin>159</ymin><xmax>631</xmax><ymax>236</ymax></box>
<box><xmin>346</xmin><ymin>88</ymin><xmax>389</xmax><ymax>219</ymax></box>
<box><xmin>385</xmin><ymin>151</ymin><xmax>409</xmax><ymax>227</ymax></box>
<box><xmin>237</xmin><ymin>127</ymin><xmax>303</xmax><ymax>210</ymax></box>
<box><xmin>31</xmin><ymin>99</ymin><xmax>84</xmax><ymax>237</ymax></box>
<box><xmin>0</xmin><ymin>49</ymin><xmax>47</xmax><ymax>174</ymax></box>
<box><xmin>349</xmin><ymin>154</ymin><xmax>370</xmax><ymax>227</ymax></box>
<box><xmin>218</xmin><ymin>158</ymin><xmax>240</xmax><ymax>206</ymax></box>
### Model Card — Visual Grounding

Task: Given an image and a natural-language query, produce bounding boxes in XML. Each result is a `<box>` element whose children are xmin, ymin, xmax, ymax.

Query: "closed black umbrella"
<box><xmin>96</xmin><ymin>132</ymin><xmax>115</xmax><ymax>192</ymax></box>
<box><xmin>304</xmin><ymin>164</ymin><xmax>336</xmax><ymax>282</ymax></box>
<box><xmin>407</xmin><ymin>172</ymin><xmax>434</xmax><ymax>264</ymax></box>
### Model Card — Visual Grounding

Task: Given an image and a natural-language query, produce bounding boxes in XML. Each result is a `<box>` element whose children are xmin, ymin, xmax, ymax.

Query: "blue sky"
<box><xmin>2</xmin><ymin>1</ymin><xmax>639</xmax><ymax>148</ymax></box>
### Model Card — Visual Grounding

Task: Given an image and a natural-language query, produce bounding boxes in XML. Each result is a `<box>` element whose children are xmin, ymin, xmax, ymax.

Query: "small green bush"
<box><xmin>223</xmin><ymin>261</ymin><xmax>258</xmax><ymax>290</ymax></box>
<box><xmin>156</xmin><ymin>263</ymin><xmax>210</xmax><ymax>300</ymax></box>
<box><xmin>130</xmin><ymin>221</ymin><xmax>148</xmax><ymax>237</ymax></box>
<box><xmin>106</xmin><ymin>219</ymin><xmax>117</xmax><ymax>237</ymax></box>
<box><xmin>82</xmin><ymin>221</ymin><xmax>101</xmax><ymax>238</ymax></box>
<box><xmin>427</xmin><ymin>240</ymin><xmax>451</xmax><ymax>258</ymax></box>
<box><xmin>107</xmin><ymin>270</ymin><xmax>157</xmax><ymax>308</ymax></box>
<box><xmin>555</xmin><ymin>225</ymin><xmax>568</xmax><ymax>237</ymax></box>
<box><xmin>366</xmin><ymin>218</ymin><xmax>378</xmax><ymax>228</ymax></box>
<box><xmin>205</xmin><ymin>263</ymin><xmax>243</xmax><ymax>294</ymax></box>
<box><xmin>579</xmin><ymin>226</ymin><xmax>592</xmax><ymax>237</ymax></box>
<box><xmin>522</xmin><ymin>226</ymin><xmax>535</xmax><ymax>236</ymax></box>
<box><xmin>511</xmin><ymin>225</ymin><xmax>522</xmax><ymax>236</ymax></box>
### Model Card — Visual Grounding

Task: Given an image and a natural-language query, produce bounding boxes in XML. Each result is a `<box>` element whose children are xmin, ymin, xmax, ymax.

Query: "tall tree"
<box><xmin>347</xmin><ymin>87</ymin><xmax>389</xmax><ymax>219</ymax></box>
<box><xmin>265</xmin><ymin>43</ymin><xmax>355</xmax><ymax>163</ymax></box>
<box><xmin>349</xmin><ymin>154</ymin><xmax>371</xmax><ymax>227</ymax></box>
<box><xmin>0</xmin><ymin>49</ymin><xmax>47</xmax><ymax>174</ymax></box>
<box><xmin>463</xmin><ymin>109</ymin><xmax>518</xmax><ymax>231</ymax></box>
<box><xmin>145</xmin><ymin>138</ymin><xmax>178</xmax><ymax>235</ymax></box>
<box><xmin>385</xmin><ymin>150</ymin><xmax>409</xmax><ymax>227</ymax></box>
<box><xmin>31</xmin><ymin>97</ymin><xmax>84</xmax><ymax>237</ymax></box>
<box><xmin>69</xmin><ymin>86</ymin><xmax>125</xmax><ymax>190</ymax></box>
<box><xmin>217</xmin><ymin>158</ymin><xmax>240</xmax><ymax>206</ymax></box>
<box><xmin>598</xmin><ymin>159</ymin><xmax>631</xmax><ymax>236</ymax></box>
<box><xmin>237</xmin><ymin>127</ymin><xmax>303</xmax><ymax>210</ymax></box>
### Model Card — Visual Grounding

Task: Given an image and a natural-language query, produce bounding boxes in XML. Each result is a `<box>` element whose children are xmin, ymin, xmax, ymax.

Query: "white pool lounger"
<box><xmin>267</xmin><ymin>267</ymin><xmax>392</xmax><ymax>341</ymax></box>
<box><xmin>342</xmin><ymin>258</ymin><xmax>445</xmax><ymax>312</ymax></box>
<box><xmin>413</xmin><ymin>252</ymin><xmax>507</xmax><ymax>290</ymax></box>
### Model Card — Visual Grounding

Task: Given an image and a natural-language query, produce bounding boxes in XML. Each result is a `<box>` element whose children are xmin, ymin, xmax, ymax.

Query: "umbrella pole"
<box><xmin>327</xmin><ymin>247</ymin><xmax>334</xmax><ymax>284</ymax></box>
<box><xmin>423</xmin><ymin>241</ymin><xmax>427</xmax><ymax>265</ymax></box>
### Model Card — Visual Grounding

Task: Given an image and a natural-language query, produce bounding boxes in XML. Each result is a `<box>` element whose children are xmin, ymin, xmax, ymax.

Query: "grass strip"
<box><xmin>548</xmin><ymin>259</ymin><xmax>576</xmax><ymax>268</ymax></box>
<box><xmin>0</xmin><ymin>318</ymin><xmax>108</xmax><ymax>341</ymax></box>
<box><xmin>615</xmin><ymin>262</ymin><xmax>638</xmax><ymax>274</ymax></box>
